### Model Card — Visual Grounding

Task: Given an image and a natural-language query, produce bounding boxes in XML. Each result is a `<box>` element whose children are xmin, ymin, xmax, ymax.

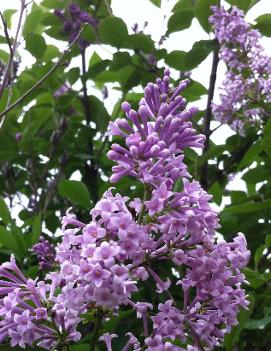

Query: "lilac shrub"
<box><xmin>0</xmin><ymin>70</ymin><xmax>250</xmax><ymax>350</ymax></box>
<box><xmin>210</xmin><ymin>6</ymin><xmax>271</xmax><ymax>135</ymax></box>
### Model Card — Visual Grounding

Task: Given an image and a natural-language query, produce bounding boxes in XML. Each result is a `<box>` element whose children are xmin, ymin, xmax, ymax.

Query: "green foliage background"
<box><xmin>0</xmin><ymin>0</ymin><xmax>271</xmax><ymax>349</ymax></box>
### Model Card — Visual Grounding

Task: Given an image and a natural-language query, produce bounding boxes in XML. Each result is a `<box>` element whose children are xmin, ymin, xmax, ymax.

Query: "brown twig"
<box><xmin>200</xmin><ymin>40</ymin><xmax>220</xmax><ymax>189</ymax></box>
<box><xmin>80</xmin><ymin>49</ymin><xmax>99</xmax><ymax>204</ymax></box>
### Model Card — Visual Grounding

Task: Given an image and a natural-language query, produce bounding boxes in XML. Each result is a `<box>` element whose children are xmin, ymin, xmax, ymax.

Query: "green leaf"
<box><xmin>263</xmin><ymin>118</ymin><xmax>271</xmax><ymax>156</ymax></box>
<box><xmin>81</xmin><ymin>25</ymin><xmax>96</xmax><ymax>43</ymax></box>
<box><xmin>165</xmin><ymin>50</ymin><xmax>187</xmax><ymax>71</ymax></box>
<box><xmin>25</xmin><ymin>34</ymin><xmax>47</xmax><ymax>59</ymax></box>
<box><xmin>0</xmin><ymin>226</ymin><xmax>19</xmax><ymax>253</ymax></box>
<box><xmin>41</xmin><ymin>0</ymin><xmax>64</xmax><ymax>8</ymax></box>
<box><xmin>23</xmin><ymin>8</ymin><xmax>43</xmax><ymax>36</ymax></box>
<box><xmin>185</xmin><ymin>40</ymin><xmax>215</xmax><ymax>69</ymax></box>
<box><xmin>0</xmin><ymin>49</ymin><xmax>9</xmax><ymax>64</ymax></box>
<box><xmin>31</xmin><ymin>213</ymin><xmax>42</xmax><ymax>245</ymax></box>
<box><xmin>167</xmin><ymin>10</ymin><xmax>194</xmax><ymax>34</ymax></box>
<box><xmin>110</xmin><ymin>52</ymin><xmax>131</xmax><ymax>71</ymax></box>
<box><xmin>209</xmin><ymin>181</ymin><xmax>222</xmax><ymax>205</ymax></box>
<box><xmin>224</xmin><ymin>200</ymin><xmax>271</xmax><ymax>214</ymax></box>
<box><xmin>58</xmin><ymin>180</ymin><xmax>91</xmax><ymax>209</ymax></box>
<box><xmin>224</xmin><ymin>294</ymin><xmax>254</xmax><ymax>350</ymax></box>
<box><xmin>68</xmin><ymin>67</ymin><xmax>80</xmax><ymax>85</ymax></box>
<box><xmin>194</xmin><ymin>0</ymin><xmax>218</xmax><ymax>33</ymax></box>
<box><xmin>43</xmin><ymin>45</ymin><xmax>60</xmax><ymax>61</ymax></box>
<box><xmin>226</xmin><ymin>0</ymin><xmax>256</xmax><ymax>12</ymax></box>
<box><xmin>181</xmin><ymin>80</ymin><xmax>207</xmax><ymax>101</ymax></box>
<box><xmin>125</xmin><ymin>33</ymin><xmax>155</xmax><ymax>53</ymax></box>
<box><xmin>88</xmin><ymin>95</ymin><xmax>110</xmax><ymax>132</ymax></box>
<box><xmin>266</xmin><ymin>234</ymin><xmax>271</xmax><ymax>247</ymax></box>
<box><xmin>237</xmin><ymin>140</ymin><xmax>262</xmax><ymax>171</ymax></box>
<box><xmin>99</xmin><ymin>17</ymin><xmax>129</xmax><ymax>48</ymax></box>
<box><xmin>242</xmin><ymin>166</ymin><xmax>270</xmax><ymax>184</ymax></box>
<box><xmin>243</xmin><ymin>267</ymin><xmax>265</xmax><ymax>289</ymax></box>
<box><xmin>3</xmin><ymin>9</ymin><xmax>17</xmax><ymax>29</ymax></box>
<box><xmin>0</xmin><ymin>197</ymin><xmax>10</xmax><ymax>225</ymax></box>
<box><xmin>254</xmin><ymin>244</ymin><xmax>265</xmax><ymax>270</ymax></box>
<box><xmin>245</xmin><ymin>316</ymin><xmax>271</xmax><ymax>330</ymax></box>
<box><xmin>255</xmin><ymin>14</ymin><xmax>271</xmax><ymax>37</ymax></box>
<box><xmin>148</xmin><ymin>0</ymin><xmax>161</xmax><ymax>7</ymax></box>
<box><xmin>173</xmin><ymin>0</ymin><xmax>195</xmax><ymax>11</ymax></box>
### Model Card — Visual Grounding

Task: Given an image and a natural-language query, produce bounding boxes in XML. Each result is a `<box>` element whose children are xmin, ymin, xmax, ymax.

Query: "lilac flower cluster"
<box><xmin>209</xmin><ymin>6</ymin><xmax>271</xmax><ymax>135</ymax></box>
<box><xmin>54</xmin><ymin>3</ymin><xmax>98</xmax><ymax>50</ymax></box>
<box><xmin>0</xmin><ymin>70</ymin><xmax>249</xmax><ymax>350</ymax></box>
<box><xmin>0</xmin><ymin>256</ymin><xmax>80</xmax><ymax>349</ymax></box>
<box><xmin>32</xmin><ymin>236</ymin><xmax>56</xmax><ymax>270</ymax></box>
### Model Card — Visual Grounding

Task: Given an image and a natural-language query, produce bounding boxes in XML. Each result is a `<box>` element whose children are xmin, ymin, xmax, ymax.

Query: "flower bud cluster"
<box><xmin>0</xmin><ymin>70</ymin><xmax>250</xmax><ymax>350</ymax></box>
<box><xmin>209</xmin><ymin>6</ymin><xmax>271</xmax><ymax>134</ymax></box>
<box><xmin>32</xmin><ymin>236</ymin><xmax>56</xmax><ymax>270</ymax></box>
<box><xmin>54</xmin><ymin>3</ymin><xmax>98</xmax><ymax>50</ymax></box>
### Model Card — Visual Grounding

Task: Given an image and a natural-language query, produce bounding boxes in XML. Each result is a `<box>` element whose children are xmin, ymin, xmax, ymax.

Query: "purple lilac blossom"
<box><xmin>32</xmin><ymin>236</ymin><xmax>56</xmax><ymax>270</ymax></box>
<box><xmin>209</xmin><ymin>6</ymin><xmax>271</xmax><ymax>134</ymax></box>
<box><xmin>0</xmin><ymin>70</ymin><xmax>250</xmax><ymax>351</ymax></box>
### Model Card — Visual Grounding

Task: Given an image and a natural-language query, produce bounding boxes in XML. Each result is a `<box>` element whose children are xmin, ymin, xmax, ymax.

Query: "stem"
<box><xmin>0</xmin><ymin>27</ymin><xmax>85</xmax><ymax>122</ymax></box>
<box><xmin>200</xmin><ymin>40</ymin><xmax>219</xmax><ymax>189</ymax></box>
<box><xmin>89</xmin><ymin>310</ymin><xmax>103</xmax><ymax>351</ymax></box>
<box><xmin>80</xmin><ymin>49</ymin><xmax>99</xmax><ymax>204</ymax></box>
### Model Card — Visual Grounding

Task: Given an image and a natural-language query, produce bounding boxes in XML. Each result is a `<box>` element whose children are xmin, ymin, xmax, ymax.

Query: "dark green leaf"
<box><xmin>165</xmin><ymin>50</ymin><xmax>187</xmax><ymax>71</ymax></box>
<box><xmin>0</xmin><ymin>197</ymin><xmax>10</xmax><ymax>225</ymax></box>
<box><xmin>173</xmin><ymin>0</ymin><xmax>195</xmax><ymax>11</ymax></box>
<box><xmin>243</xmin><ymin>267</ymin><xmax>265</xmax><ymax>289</ymax></box>
<box><xmin>194</xmin><ymin>0</ymin><xmax>218</xmax><ymax>33</ymax></box>
<box><xmin>110</xmin><ymin>52</ymin><xmax>131</xmax><ymax>71</ymax></box>
<box><xmin>0</xmin><ymin>226</ymin><xmax>19</xmax><ymax>253</ymax></box>
<box><xmin>125</xmin><ymin>33</ymin><xmax>155</xmax><ymax>53</ymax></box>
<box><xmin>245</xmin><ymin>316</ymin><xmax>271</xmax><ymax>330</ymax></box>
<box><xmin>224</xmin><ymin>295</ymin><xmax>254</xmax><ymax>350</ymax></box>
<box><xmin>254</xmin><ymin>244</ymin><xmax>265</xmax><ymax>270</ymax></box>
<box><xmin>185</xmin><ymin>40</ymin><xmax>215</xmax><ymax>69</ymax></box>
<box><xmin>167</xmin><ymin>10</ymin><xmax>194</xmax><ymax>34</ymax></box>
<box><xmin>237</xmin><ymin>140</ymin><xmax>262</xmax><ymax>171</ymax></box>
<box><xmin>224</xmin><ymin>200</ymin><xmax>271</xmax><ymax>214</ymax></box>
<box><xmin>181</xmin><ymin>80</ymin><xmax>207</xmax><ymax>101</ymax></box>
<box><xmin>209</xmin><ymin>181</ymin><xmax>222</xmax><ymax>205</ymax></box>
<box><xmin>99</xmin><ymin>17</ymin><xmax>129</xmax><ymax>48</ymax></box>
<box><xmin>226</xmin><ymin>0</ymin><xmax>256</xmax><ymax>12</ymax></box>
<box><xmin>255</xmin><ymin>14</ymin><xmax>271</xmax><ymax>37</ymax></box>
<box><xmin>68</xmin><ymin>67</ymin><xmax>80</xmax><ymax>85</ymax></box>
<box><xmin>242</xmin><ymin>166</ymin><xmax>270</xmax><ymax>184</ymax></box>
<box><xmin>58</xmin><ymin>180</ymin><xmax>91</xmax><ymax>209</ymax></box>
<box><xmin>263</xmin><ymin>118</ymin><xmax>271</xmax><ymax>156</ymax></box>
<box><xmin>88</xmin><ymin>95</ymin><xmax>110</xmax><ymax>132</ymax></box>
<box><xmin>31</xmin><ymin>213</ymin><xmax>42</xmax><ymax>245</ymax></box>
